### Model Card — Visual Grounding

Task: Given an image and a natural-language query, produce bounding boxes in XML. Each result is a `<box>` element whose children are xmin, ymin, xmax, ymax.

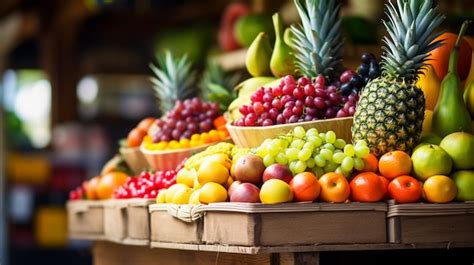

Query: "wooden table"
<box><xmin>92</xmin><ymin>241</ymin><xmax>474</xmax><ymax>265</ymax></box>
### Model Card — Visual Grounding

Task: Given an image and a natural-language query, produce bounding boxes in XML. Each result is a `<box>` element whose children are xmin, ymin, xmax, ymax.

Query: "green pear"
<box><xmin>283</xmin><ymin>27</ymin><xmax>295</xmax><ymax>48</ymax></box>
<box><xmin>464</xmin><ymin>80</ymin><xmax>474</xmax><ymax>118</ymax></box>
<box><xmin>269</xmin><ymin>13</ymin><xmax>295</xmax><ymax>77</ymax></box>
<box><xmin>245</xmin><ymin>32</ymin><xmax>273</xmax><ymax>77</ymax></box>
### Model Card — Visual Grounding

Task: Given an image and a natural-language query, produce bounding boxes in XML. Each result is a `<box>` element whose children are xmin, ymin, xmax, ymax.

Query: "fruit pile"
<box><xmin>254</xmin><ymin>127</ymin><xmax>369</xmax><ymax>177</ymax></box>
<box><xmin>69</xmin><ymin>171</ymin><xmax>129</xmax><ymax>201</ymax></box>
<box><xmin>141</xmin><ymin>99</ymin><xmax>229</xmax><ymax>151</ymax></box>
<box><xmin>113</xmin><ymin>162</ymin><xmax>184</xmax><ymax>199</ymax></box>
<box><xmin>127</xmin><ymin>118</ymin><xmax>156</xmax><ymax>148</ymax></box>
<box><xmin>233</xmin><ymin>75</ymin><xmax>359</xmax><ymax>126</ymax></box>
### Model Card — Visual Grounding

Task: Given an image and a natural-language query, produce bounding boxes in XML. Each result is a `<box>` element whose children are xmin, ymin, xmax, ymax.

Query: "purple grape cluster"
<box><xmin>234</xmin><ymin>75</ymin><xmax>359</xmax><ymax>127</ymax></box>
<box><xmin>153</xmin><ymin>98</ymin><xmax>220</xmax><ymax>141</ymax></box>
<box><xmin>340</xmin><ymin>53</ymin><xmax>381</xmax><ymax>96</ymax></box>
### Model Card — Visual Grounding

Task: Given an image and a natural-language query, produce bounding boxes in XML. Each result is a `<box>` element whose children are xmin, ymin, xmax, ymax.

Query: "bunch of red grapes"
<box><xmin>113</xmin><ymin>161</ymin><xmax>185</xmax><ymax>199</ymax></box>
<box><xmin>153</xmin><ymin>98</ymin><xmax>221</xmax><ymax>142</ymax></box>
<box><xmin>234</xmin><ymin>75</ymin><xmax>359</xmax><ymax>127</ymax></box>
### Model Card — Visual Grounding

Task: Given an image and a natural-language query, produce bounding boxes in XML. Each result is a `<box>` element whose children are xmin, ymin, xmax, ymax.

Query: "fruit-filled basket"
<box><xmin>119</xmin><ymin>146</ymin><xmax>149</xmax><ymax>175</ymax></box>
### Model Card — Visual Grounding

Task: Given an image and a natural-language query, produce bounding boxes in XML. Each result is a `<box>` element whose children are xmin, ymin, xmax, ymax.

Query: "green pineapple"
<box><xmin>150</xmin><ymin>51</ymin><xmax>197</xmax><ymax>114</ymax></box>
<box><xmin>291</xmin><ymin>0</ymin><xmax>343</xmax><ymax>80</ymax></box>
<box><xmin>352</xmin><ymin>0</ymin><xmax>445</xmax><ymax>156</ymax></box>
<box><xmin>200</xmin><ymin>61</ymin><xmax>241</xmax><ymax>112</ymax></box>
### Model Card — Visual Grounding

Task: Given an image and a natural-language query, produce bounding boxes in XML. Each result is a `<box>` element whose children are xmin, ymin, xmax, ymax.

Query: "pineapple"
<box><xmin>291</xmin><ymin>0</ymin><xmax>343</xmax><ymax>80</ymax></box>
<box><xmin>200</xmin><ymin>61</ymin><xmax>241</xmax><ymax>112</ymax></box>
<box><xmin>150</xmin><ymin>51</ymin><xmax>197</xmax><ymax>114</ymax></box>
<box><xmin>352</xmin><ymin>0</ymin><xmax>445</xmax><ymax>156</ymax></box>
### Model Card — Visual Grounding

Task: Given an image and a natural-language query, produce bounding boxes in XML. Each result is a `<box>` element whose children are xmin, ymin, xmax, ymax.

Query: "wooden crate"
<box><xmin>149</xmin><ymin>204</ymin><xmax>203</xmax><ymax>246</ymax></box>
<box><xmin>104</xmin><ymin>199</ymin><xmax>154</xmax><ymax>245</ymax></box>
<box><xmin>67</xmin><ymin>200</ymin><xmax>105</xmax><ymax>240</ymax></box>
<box><xmin>199</xmin><ymin>202</ymin><xmax>387</xmax><ymax>246</ymax></box>
<box><xmin>226</xmin><ymin>117</ymin><xmax>353</xmax><ymax>148</ymax></box>
<box><xmin>387</xmin><ymin>202</ymin><xmax>474</xmax><ymax>244</ymax></box>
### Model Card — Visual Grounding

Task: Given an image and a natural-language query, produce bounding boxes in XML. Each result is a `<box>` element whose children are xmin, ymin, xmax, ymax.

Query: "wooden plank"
<box><xmin>94</xmin><ymin>241</ymin><xmax>272</xmax><ymax>265</ymax></box>
<box><xmin>149</xmin><ymin>241</ymin><xmax>474</xmax><ymax>254</ymax></box>
<box><xmin>295</xmin><ymin>252</ymin><xmax>319</xmax><ymax>265</ymax></box>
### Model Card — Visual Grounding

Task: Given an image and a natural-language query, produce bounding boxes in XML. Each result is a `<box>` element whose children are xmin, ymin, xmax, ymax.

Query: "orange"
<box><xmin>289</xmin><ymin>172</ymin><xmax>321</xmax><ymax>202</ymax></box>
<box><xmin>318</xmin><ymin>172</ymin><xmax>350</xmax><ymax>203</ymax></box>
<box><xmin>423</xmin><ymin>175</ymin><xmax>457</xmax><ymax>203</ymax></box>
<box><xmin>96</xmin><ymin>172</ymin><xmax>128</xmax><ymax>199</ymax></box>
<box><xmin>213</xmin><ymin>115</ymin><xmax>227</xmax><ymax>130</ymax></box>
<box><xmin>83</xmin><ymin>176</ymin><xmax>100</xmax><ymax>200</ymax></box>
<box><xmin>378</xmin><ymin>151</ymin><xmax>412</xmax><ymax>180</ymax></box>
<box><xmin>362</xmin><ymin>153</ymin><xmax>378</xmax><ymax>172</ymax></box>
<box><xmin>127</xmin><ymin>128</ymin><xmax>146</xmax><ymax>147</ymax></box>
<box><xmin>137</xmin><ymin>117</ymin><xmax>156</xmax><ymax>133</ymax></box>
<box><xmin>199</xmin><ymin>182</ymin><xmax>228</xmax><ymax>203</ymax></box>
<box><xmin>429</xmin><ymin>33</ymin><xmax>472</xmax><ymax>80</ymax></box>
<box><xmin>350</xmin><ymin>172</ymin><xmax>386</xmax><ymax>202</ymax></box>
<box><xmin>197</xmin><ymin>161</ymin><xmax>229</xmax><ymax>185</ymax></box>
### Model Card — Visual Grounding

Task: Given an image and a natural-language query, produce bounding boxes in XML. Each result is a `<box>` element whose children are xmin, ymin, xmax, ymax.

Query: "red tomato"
<box><xmin>350</xmin><ymin>172</ymin><xmax>386</xmax><ymax>202</ymax></box>
<box><xmin>379</xmin><ymin>176</ymin><xmax>389</xmax><ymax>200</ymax></box>
<box><xmin>388</xmin><ymin>175</ymin><xmax>422</xmax><ymax>203</ymax></box>
<box><xmin>290</xmin><ymin>172</ymin><xmax>321</xmax><ymax>202</ymax></box>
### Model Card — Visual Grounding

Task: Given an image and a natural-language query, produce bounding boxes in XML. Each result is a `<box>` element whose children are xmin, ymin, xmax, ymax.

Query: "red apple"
<box><xmin>262</xmin><ymin>164</ymin><xmax>293</xmax><ymax>183</ymax></box>
<box><xmin>227</xmin><ymin>180</ymin><xmax>241</xmax><ymax>197</ymax></box>
<box><xmin>230</xmin><ymin>183</ymin><xmax>260</xmax><ymax>203</ymax></box>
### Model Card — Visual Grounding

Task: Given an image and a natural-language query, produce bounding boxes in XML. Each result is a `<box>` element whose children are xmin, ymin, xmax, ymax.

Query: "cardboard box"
<box><xmin>387</xmin><ymin>202</ymin><xmax>474</xmax><ymax>243</ymax></box>
<box><xmin>104</xmin><ymin>199</ymin><xmax>155</xmax><ymax>245</ymax></box>
<box><xmin>67</xmin><ymin>200</ymin><xmax>105</xmax><ymax>240</ymax></box>
<box><xmin>200</xmin><ymin>202</ymin><xmax>387</xmax><ymax>246</ymax></box>
<box><xmin>149</xmin><ymin>204</ymin><xmax>203</xmax><ymax>245</ymax></box>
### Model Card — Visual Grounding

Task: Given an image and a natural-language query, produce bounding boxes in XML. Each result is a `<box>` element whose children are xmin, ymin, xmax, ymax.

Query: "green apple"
<box><xmin>452</xmin><ymin>170</ymin><xmax>474</xmax><ymax>201</ymax></box>
<box><xmin>439</xmin><ymin>132</ymin><xmax>474</xmax><ymax>170</ymax></box>
<box><xmin>411</xmin><ymin>144</ymin><xmax>453</xmax><ymax>181</ymax></box>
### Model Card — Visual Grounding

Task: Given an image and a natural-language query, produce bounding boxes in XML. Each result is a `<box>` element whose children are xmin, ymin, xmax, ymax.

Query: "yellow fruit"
<box><xmin>218</xmin><ymin>130</ymin><xmax>229</xmax><ymax>140</ymax></box>
<box><xmin>169</xmin><ymin>140</ymin><xmax>179</xmax><ymax>149</ymax></box>
<box><xmin>209</xmin><ymin>130</ymin><xmax>220</xmax><ymax>142</ymax></box>
<box><xmin>179</xmin><ymin>138</ymin><xmax>190</xmax><ymax>148</ymax></box>
<box><xmin>197</xmin><ymin>161</ymin><xmax>229</xmax><ymax>185</ymax></box>
<box><xmin>189</xmin><ymin>189</ymin><xmax>201</xmax><ymax>205</ymax></box>
<box><xmin>422</xmin><ymin>109</ymin><xmax>433</xmax><ymax>136</ymax></box>
<box><xmin>201</xmin><ymin>133</ymin><xmax>211</xmax><ymax>143</ymax></box>
<box><xmin>172</xmin><ymin>187</ymin><xmax>194</xmax><ymax>204</ymax></box>
<box><xmin>176</xmin><ymin>168</ymin><xmax>196</xmax><ymax>188</ymax></box>
<box><xmin>260</xmin><ymin>179</ymin><xmax>293</xmax><ymax>204</ymax></box>
<box><xmin>156</xmin><ymin>189</ymin><xmax>167</xmax><ymax>203</ymax></box>
<box><xmin>191</xmin><ymin>134</ymin><xmax>200</xmax><ymax>141</ymax></box>
<box><xmin>416</xmin><ymin>65</ymin><xmax>441</xmax><ymax>111</ymax></box>
<box><xmin>423</xmin><ymin>175</ymin><xmax>457</xmax><ymax>203</ymax></box>
<box><xmin>199</xmin><ymin>182</ymin><xmax>228</xmax><ymax>204</ymax></box>
<box><xmin>165</xmin><ymin>184</ymin><xmax>188</xmax><ymax>203</ymax></box>
<box><xmin>204</xmin><ymin>153</ymin><xmax>232</xmax><ymax>170</ymax></box>
<box><xmin>193</xmin><ymin>177</ymin><xmax>202</xmax><ymax>189</ymax></box>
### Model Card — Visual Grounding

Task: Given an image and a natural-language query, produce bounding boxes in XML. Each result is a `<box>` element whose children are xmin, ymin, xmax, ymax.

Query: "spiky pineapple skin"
<box><xmin>352</xmin><ymin>77</ymin><xmax>425</xmax><ymax>156</ymax></box>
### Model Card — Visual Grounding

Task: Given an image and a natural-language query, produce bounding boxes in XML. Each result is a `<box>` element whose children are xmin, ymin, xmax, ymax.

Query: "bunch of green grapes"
<box><xmin>255</xmin><ymin>126</ymin><xmax>370</xmax><ymax>177</ymax></box>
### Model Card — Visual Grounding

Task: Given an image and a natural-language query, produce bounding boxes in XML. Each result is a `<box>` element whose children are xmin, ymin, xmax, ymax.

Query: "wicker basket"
<box><xmin>226</xmin><ymin>117</ymin><xmax>353</xmax><ymax>148</ymax></box>
<box><xmin>140</xmin><ymin>139</ymin><xmax>231</xmax><ymax>171</ymax></box>
<box><xmin>119</xmin><ymin>147</ymin><xmax>149</xmax><ymax>175</ymax></box>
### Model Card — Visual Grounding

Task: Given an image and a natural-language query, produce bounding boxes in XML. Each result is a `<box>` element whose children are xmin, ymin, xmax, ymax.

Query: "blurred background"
<box><xmin>0</xmin><ymin>0</ymin><xmax>473</xmax><ymax>264</ymax></box>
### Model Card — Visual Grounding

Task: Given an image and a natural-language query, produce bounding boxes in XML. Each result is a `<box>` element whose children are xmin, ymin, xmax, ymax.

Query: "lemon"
<box><xmin>165</xmin><ymin>184</ymin><xmax>188</xmax><ymax>203</ymax></box>
<box><xmin>172</xmin><ymin>187</ymin><xmax>194</xmax><ymax>204</ymax></box>
<box><xmin>203</xmin><ymin>153</ymin><xmax>232</xmax><ymax>170</ymax></box>
<box><xmin>193</xmin><ymin>177</ymin><xmax>202</xmax><ymax>189</ymax></box>
<box><xmin>199</xmin><ymin>182</ymin><xmax>228</xmax><ymax>204</ymax></box>
<box><xmin>156</xmin><ymin>189</ymin><xmax>167</xmax><ymax>203</ymax></box>
<box><xmin>197</xmin><ymin>161</ymin><xmax>229</xmax><ymax>185</ymax></box>
<box><xmin>176</xmin><ymin>168</ymin><xmax>196</xmax><ymax>188</ymax></box>
<box><xmin>189</xmin><ymin>189</ymin><xmax>201</xmax><ymax>205</ymax></box>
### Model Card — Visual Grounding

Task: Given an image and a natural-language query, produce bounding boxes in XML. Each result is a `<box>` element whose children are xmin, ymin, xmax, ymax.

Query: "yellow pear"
<box><xmin>422</xmin><ymin>109</ymin><xmax>433</xmax><ymax>136</ymax></box>
<box><xmin>416</xmin><ymin>65</ymin><xmax>441</xmax><ymax>111</ymax></box>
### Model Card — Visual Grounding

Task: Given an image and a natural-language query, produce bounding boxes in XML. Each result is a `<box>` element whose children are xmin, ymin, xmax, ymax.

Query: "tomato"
<box><xmin>318</xmin><ymin>172</ymin><xmax>350</xmax><ymax>202</ymax></box>
<box><xmin>361</xmin><ymin>153</ymin><xmax>378</xmax><ymax>172</ymax></box>
<box><xmin>127</xmin><ymin>128</ymin><xmax>146</xmax><ymax>147</ymax></box>
<box><xmin>379</xmin><ymin>176</ymin><xmax>390</xmax><ymax>200</ymax></box>
<box><xmin>350</xmin><ymin>172</ymin><xmax>386</xmax><ymax>202</ymax></box>
<box><xmin>290</xmin><ymin>172</ymin><xmax>321</xmax><ymax>202</ymax></box>
<box><xmin>388</xmin><ymin>175</ymin><xmax>422</xmax><ymax>203</ymax></box>
<box><xmin>137</xmin><ymin>117</ymin><xmax>156</xmax><ymax>133</ymax></box>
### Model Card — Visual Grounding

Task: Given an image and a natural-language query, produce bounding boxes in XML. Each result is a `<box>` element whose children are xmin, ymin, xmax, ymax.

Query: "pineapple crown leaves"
<box><xmin>149</xmin><ymin>51</ymin><xmax>197</xmax><ymax>114</ymax></box>
<box><xmin>381</xmin><ymin>0</ymin><xmax>445</xmax><ymax>82</ymax></box>
<box><xmin>200</xmin><ymin>61</ymin><xmax>241</xmax><ymax>112</ymax></box>
<box><xmin>291</xmin><ymin>0</ymin><xmax>343</xmax><ymax>80</ymax></box>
